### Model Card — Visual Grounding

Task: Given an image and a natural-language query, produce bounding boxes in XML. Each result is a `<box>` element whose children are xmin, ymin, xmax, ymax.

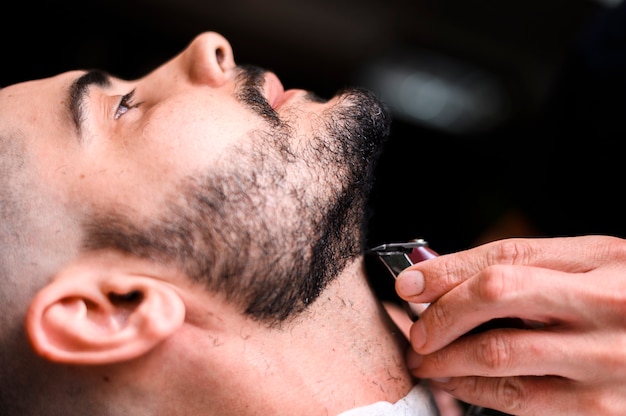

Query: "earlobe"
<box><xmin>26</xmin><ymin>254</ymin><xmax>186</xmax><ymax>365</ymax></box>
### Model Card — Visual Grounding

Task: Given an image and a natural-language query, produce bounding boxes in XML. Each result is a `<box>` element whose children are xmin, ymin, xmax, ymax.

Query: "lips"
<box><xmin>265</xmin><ymin>71</ymin><xmax>307</xmax><ymax>111</ymax></box>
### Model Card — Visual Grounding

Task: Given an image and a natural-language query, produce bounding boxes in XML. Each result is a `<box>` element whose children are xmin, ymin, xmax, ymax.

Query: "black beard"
<box><xmin>83</xmin><ymin>76</ymin><xmax>391</xmax><ymax>326</ymax></box>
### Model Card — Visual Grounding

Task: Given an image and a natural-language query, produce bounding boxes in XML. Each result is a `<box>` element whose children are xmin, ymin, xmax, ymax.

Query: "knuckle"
<box><xmin>425</xmin><ymin>257</ymin><xmax>465</xmax><ymax>293</ymax></box>
<box><xmin>441</xmin><ymin>258</ymin><xmax>464</xmax><ymax>287</ymax></box>
<box><xmin>427</xmin><ymin>347</ymin><xmax>453</xmax><ymax>374</ymax></box>
<box><xmin>477</xmin><ymin>333</ymin><xmax>514</xmax><ymax>372</ymax></box>
<box><xmin>470</xmin><ymin>243</ymin><xmax>535</xmax><ymax>309</ymax></box>
<box><xmin>593</xmin><ymin>336</ymin><xmax>626</xmax><ymax>378</ymax></box>
<box><xmin>597</xmin><ymin>235</ymin><xmax>626</xmax><ymax>262</ymax></box>
<box><xmin>428</xmin><ymin>299</ymin><xmax>452</xmax><ymax>330</ymax></box>
<box><xmin>486</xmin><ymin>239</ymin><xmax>533</xmax><ymax>265</ymax></box>
<box><xmin>581</xmin><ymin>390</ymin><xmax>624</xmax><ymax>416</ymax></box>
<box><xmin>459</xmin><ymin>376</ymin><xmax>527</xmax><ymax>415</ymax></box>
<box><xmin>474</xmin><ymin>267</ymin><xmax>510</xmax><ymax>303</ymax></box>
<box><xmin>493</xmin><ymin>377</ymin><xmax>526</xmax><ymax>414</ymax></box>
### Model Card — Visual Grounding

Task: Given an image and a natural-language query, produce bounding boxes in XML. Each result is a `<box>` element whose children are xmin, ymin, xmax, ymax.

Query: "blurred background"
<box><xmin>3</xmin><ymin>0</ymin><xmax>625</xmax><ymax>296</ymax></box>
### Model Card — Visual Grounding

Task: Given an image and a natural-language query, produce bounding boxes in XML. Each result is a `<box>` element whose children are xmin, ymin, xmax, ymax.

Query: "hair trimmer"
<box><xmin>368</xmin><ymin>238</ymin><xmax>512</xmax><ymax>416</ymax></box>
<box><xmin>368</xmin><ymin>238</ymin><xmax>437</xmax><ymax>320</ymax></box>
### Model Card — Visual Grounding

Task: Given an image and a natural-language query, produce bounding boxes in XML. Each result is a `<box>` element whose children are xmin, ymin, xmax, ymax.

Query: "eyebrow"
<box><xmin>68</xmin><ymin>70</ymin><xmax>112</xmax><ymax>135</ymax></box>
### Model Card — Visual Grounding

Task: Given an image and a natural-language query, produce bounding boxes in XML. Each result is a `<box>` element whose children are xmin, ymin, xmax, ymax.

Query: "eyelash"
<box><xmin>114</xmin><ymin>89</ymin><xmax>141</xmax><ymax>120</ymax></box>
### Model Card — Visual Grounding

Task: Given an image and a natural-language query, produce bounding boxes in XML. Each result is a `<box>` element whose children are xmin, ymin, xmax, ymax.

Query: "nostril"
<box><xmin>185</xmin><ymin>32</ymin><xmax>233</xmax><ymax>85</ymax></box>
<box><xmin>216</xmin><ymin>47</ymin><xmax>225</xmax><ymax>65</ymax></box>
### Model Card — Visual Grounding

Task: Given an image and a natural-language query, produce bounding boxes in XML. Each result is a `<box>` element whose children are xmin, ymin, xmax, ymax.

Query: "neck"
<box><xmin>66</xmin><ymin>258</ymin><xmax>416</xmax><ymax>416</ymax></box>
<box><xmin>164</xmin><ymin>257</ymin><xmax>415</xmax><ymax>416</ymax></box>
<box><xmin>8</xmin><ymin>258</ymin><xmax>418</xmax><ymax>416</ymax></box>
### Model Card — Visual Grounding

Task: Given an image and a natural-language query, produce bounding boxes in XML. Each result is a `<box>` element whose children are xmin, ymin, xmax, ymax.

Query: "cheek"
<box><xmin>141</xmin><ymin>101</ymin><xmax>264</xmax><ymax>171</ymax></box>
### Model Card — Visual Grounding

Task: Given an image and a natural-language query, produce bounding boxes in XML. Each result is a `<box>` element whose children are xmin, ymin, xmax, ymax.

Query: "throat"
<box><xmin>270</xmin><ymin>261</ymin><xmax>415</xmax><ymax>413</ymax></box>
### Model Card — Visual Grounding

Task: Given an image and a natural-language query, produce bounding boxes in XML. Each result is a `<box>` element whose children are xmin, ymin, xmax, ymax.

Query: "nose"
<box><xmin>182</xmin><ymin>32</ymin><xmax>236</xmax><ymax>86</ymax></box>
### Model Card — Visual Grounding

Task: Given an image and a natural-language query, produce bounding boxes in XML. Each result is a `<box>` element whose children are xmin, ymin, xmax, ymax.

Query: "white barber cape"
<box><xmin>337</xmin><ymin>381</ymin><xmax>440</xmax><ymax>415</ymax></box>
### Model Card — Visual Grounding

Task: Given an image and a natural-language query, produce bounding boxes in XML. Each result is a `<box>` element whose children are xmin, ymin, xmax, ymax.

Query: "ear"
<box><xmin>26</xmin><ymin>252</ymin><xmax>186</xmax><ymax>365</ymax></box>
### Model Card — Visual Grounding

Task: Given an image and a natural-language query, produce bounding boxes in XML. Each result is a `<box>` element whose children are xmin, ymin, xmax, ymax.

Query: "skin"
<box><xmin>396</xmin><ymin>235</ymin><xmax>626</xmax><ymax>415</ymax></box>
<box><xmin>384</xmin><ymin>302</ymin><xmax>464</xmax><ymax>416</ymax></box>
<box><xmin>0</xmin><ymin>32</ymin><xmax>431</xmax><ymax>415</ymax></box>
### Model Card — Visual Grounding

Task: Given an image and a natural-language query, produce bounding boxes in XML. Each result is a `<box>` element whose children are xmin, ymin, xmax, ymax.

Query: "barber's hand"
<box><xmin>395</xmin><ymin>235</ymin><xmax>626</xmax><ymax>415</ymax></box>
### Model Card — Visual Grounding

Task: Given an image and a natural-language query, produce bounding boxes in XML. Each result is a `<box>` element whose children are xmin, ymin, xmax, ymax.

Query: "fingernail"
<box><xmin>396</xmin><ymin>270</ymin><xmax>425</xmax><ymax>297</ymax></box>
<box><xmin>405</xmin><ymin>350</ymin><xmax>423</xmax><ymax>370</ymax></box>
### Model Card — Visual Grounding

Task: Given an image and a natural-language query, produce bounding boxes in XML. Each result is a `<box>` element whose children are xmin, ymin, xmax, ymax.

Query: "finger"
<box><xmin>430</xmin><ymin>376</ymin><xmax>626</xmax><ymax>416</ymax></box>
<box><xmin>408</xmin><ymin>264</ymin><xmax>603</xmax><ymax>353</ymax></box>
<box><xmin>396</xmin><ymin>235</ymin><xmax>623</xmax><ymax>303</ymax></box>
<box><xmin>409</xmin><ymin>328</ymin><xmax>620</xmax><ymax>382</ymax></box>
<box><xmin>429</xmin><ymin>387</ymin><xmax>464</xmax><ymax>416</ymax></box>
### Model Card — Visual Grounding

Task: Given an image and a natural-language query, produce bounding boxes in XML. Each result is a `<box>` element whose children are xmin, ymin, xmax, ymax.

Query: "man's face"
<box><xmin>0</xmin><ymin>32</ymin><xmax>390</xmax><ymax>324</ymax></box>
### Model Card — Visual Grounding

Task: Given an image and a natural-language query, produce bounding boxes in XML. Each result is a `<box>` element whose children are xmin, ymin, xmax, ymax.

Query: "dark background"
<box><xmin>3</xmin><ymin>0</ymin><xmax>626</xmax><ymax>296</ymax></box>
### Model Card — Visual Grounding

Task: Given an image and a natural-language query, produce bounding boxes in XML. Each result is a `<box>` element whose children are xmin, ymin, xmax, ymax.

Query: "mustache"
<box><xmin>236</xmin><ymin>65</ymin><xmax>282</xmax><ymax>127</ymax></box>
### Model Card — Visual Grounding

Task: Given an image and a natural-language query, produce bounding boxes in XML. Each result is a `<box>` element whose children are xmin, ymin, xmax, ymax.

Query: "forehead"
<box><xmin>0</xmin><ymin>72</ymin><xmax>89</xmax><ymax>189</ymax></box>
<box><xmin>0</xmin><ymin>71</ymin><xmax>78</xmax><ymax>130</ymax></box>
<box><xmin>0</xmin><ymin>79</ymin><xmax>60</xmax><ymax>187</ymax></box>
<box><xmin>0</xmin><ymin>75</ymin><xmax>81</xmax><ymax>223</ymax></box>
